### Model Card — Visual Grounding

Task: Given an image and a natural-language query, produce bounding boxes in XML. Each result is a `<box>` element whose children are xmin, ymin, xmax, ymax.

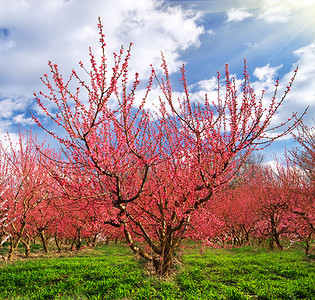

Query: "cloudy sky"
<box><xmin>0</xmin><ymin>0</ymin><xmax>314</xmax><ymax>161</ymax></box>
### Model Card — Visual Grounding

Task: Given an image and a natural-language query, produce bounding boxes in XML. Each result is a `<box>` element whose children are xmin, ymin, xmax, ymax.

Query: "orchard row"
<box><xmin>0</xmin><ymin>124</ymin><xmax>313</xmax><ymax>264</ymax></box>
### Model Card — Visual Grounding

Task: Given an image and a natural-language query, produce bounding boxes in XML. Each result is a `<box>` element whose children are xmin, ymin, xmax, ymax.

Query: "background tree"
<box><xmin>0</xmin><ymin>144</ymin><xmax>10</xmax><ymax>254</ymax></box>
<box><xmin>287</xmin><ymin>120</ymin><xmax>315</xmax><ymax>253</ymax></box>
<box><xmin>236</xmin><ymin>157</ymin><xmax>314</xmax><ymax>252</ymax></box>
<box><xmin>0</xmin><ymin>131</ymin><xmax>54</xmax><ymax>260</ymax></box>
<box><xmin>290</xmin><ymin>120</ymin><xmax>314</xmax><ymax>194</ymax></box>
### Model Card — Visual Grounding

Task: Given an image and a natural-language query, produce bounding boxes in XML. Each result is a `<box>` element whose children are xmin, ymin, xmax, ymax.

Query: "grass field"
<box><xmin>0</xmin><ymin>243</ymin><xmax>314</xmax><ymax>299</ymax></box>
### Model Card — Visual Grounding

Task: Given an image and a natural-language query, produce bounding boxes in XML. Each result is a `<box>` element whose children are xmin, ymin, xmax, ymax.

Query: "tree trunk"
<box><xmin>269</xmin><ymin>237</ymin><xmax>275</xmax><ymax>250</ymax></box>
<box><xmin>91</xmin><ymin>234</ymin><xmax>98</xmax><ymax>247</ymax></box>
<box><xmin>274</xmin><ymin>234</ymin><xmax>283</xmax><ymax>250</ymax></box>
<box><xmin>270</xmin><ymin>215</ymin><xmax>283</xmax><ymax>250</ymax></box>
<box><xmin>153</xmin><ymin>230</ymin><xmax>178</xmax><ymax>276</ymax></box>
<box><xmin>153</xmin><ymin>250</ymin><xmax>173</xmax><ymax>276</ymax></box>
<box><xmin>69</xmin><ymin>238</ymin><xmax>76</xmax><ymax>251</ymax></box>
<box><xmin>304</xmin><ymin>233</ymin><xmax>312</xmax><ymax>255</ymax></box>
<box><xmin>6</xmin><ymin>222</ymin><xmax>26</xmax><ymax>261</ymax></box>
<box><xmin>7</xmin><ymin>236</ymin><xmax>22</xmax><ymax>261</ymax></box>
<box><xmin>21</xmin><ymin>237</ymin><xmax>31</xmax><ymax>258</ymax></box>
<box><xmin>122</xmin><ymin>214</ymin><xmax>185</xmax><ymax>277</ymax></box>
<box><xmin>76</xmin><ymin>231</ymin><xmax>82</xmax><ymax>250</ymax></box>
<box><xmin>76</xmin><ymin>237</ymin><xmax>82</xmax><ymax>250</ymax></box>
<box><xmin>39</xmin><ymin>230</ymin><xmax>49</xmax><ymax>253</ymax></box>
<box><xmin>55</xmin><ymin>235</ymin><xmax>62</xmax><ymax>253</ymax></box>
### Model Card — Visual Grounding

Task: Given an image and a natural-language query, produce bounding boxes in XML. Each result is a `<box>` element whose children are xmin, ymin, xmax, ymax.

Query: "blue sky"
<box><xmin>0</xmin><ymin>0</ymin><xmax>314</xmax><ymax>161</ymax></box>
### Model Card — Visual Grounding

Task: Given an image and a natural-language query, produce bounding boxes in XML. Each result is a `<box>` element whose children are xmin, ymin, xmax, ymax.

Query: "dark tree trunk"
<box><xmin>6</xmin><ymin>222</ymin><xmax>26</xmax><ymax>261</ymax></box>
<box><xmin>55</xmin><ymin>235</ymin><xmax>62</xmax><ymax>253</ymax></box>
<box><xmin>7</xmin><ymin>236</ymin><xmax>22</xmax><ymax>261</ymax></box>
<box><xmin>304</xmin><ymin>233</ymin><xmax>312</xmax><ymax>255</ymax></box>
<box><xmin>76</xmin><ymin>234</ymin><xmax>82</xmax><ymax>251</ymax></box>
<box><xmin>70</xmin><ymin>239</ymin><xmax>76</xmax><ymax>251</ymax></box>
<box><xmin>270</xmin><ymin>215</ymin><xmax>283</xmax><ymax>250</ymax></box>
<box><xmin>91</xmin><ymin>234</ymin><xmax>98</xmax><ymax>247</ymax></box>
<box><xmin>21</xmin><ymin>237</ymin><xmax>31</xmax><ymax>258</ymax></box>
<box><xmin>153</xmin><ymin>250</ymin><xmax>174</xmax><ymax>276</ymax></box>
<box><xmin>39</xmin><ymin>230</ymin><xmax>49</xmax><ymax>253</ymax></box>
<box><xmin>274</xmin><ymin>234</ymin><xmax>283</xmax><ymax>250</ymax></box>
<box><xmin>269</xmin><ymin>237</ymin><xmax>275</xmax><ymax>250</ymax></box>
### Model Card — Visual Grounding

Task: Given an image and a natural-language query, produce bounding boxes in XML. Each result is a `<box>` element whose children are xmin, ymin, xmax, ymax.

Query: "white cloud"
<box><xmin>292</xmin><ymin>41</ymin><xmax>315</xmax><ymax>84</ymax></box>
<box><xmin>272</xmin><ymin>40</ymin><xmax>315</xmax><ymax>118</ymax></box>
<box><xmin>257</xmin><ymin>5</ymin><xmax>290</xmax><ymax>23</ymax></box>
<box><xmin>206</xmin><ymin>29</ymin><xmax>216</xmax><ymax>36</ymax></box>
<box><xmin>245</xmin><ymin>42</ymin><xmax>258</xmax><ymax>48</ymax></box>
<box><xmin>0</xmin><ymin>98</ymin><xmax>31</xmax><ymax>119</ymax></box>
<box><xmin>253</xmin><ymin>64</ymin><xmax>282</xmax><ymax>82</ymax></box>
<box><xmin>193</xmin><ymin>77</ymin><xmax>217</xmax><ymax>92</ymax></box>
<box><xmin>252</xmin><ymin>41</ymin><xmax>315</xmax><ymax>133</ymax></box>
<box><xmin>13</xmin><ymin>114</ymin><xmax>34</xmax><ymax>125</ymax></box>
<box><xmin>260</xmin><ymin>0</ymin><xmax>315</xmax><ymax>11</ymax></box>
<box><xmin>0</xmin><ymin>0</ymin><xmax>204</xmax><ymax>135</ymax></box>
<box><xmin>256</xmin><ymin>0</ymin><xmax>315</xmax><ymax>24</ymax></box>
<box><xmin>284</xmin><ymin>41</ymin><xmax>315</xmax><ymax>114</ymax></box>
<box><xmin>226</xmin><ymin>8</ymin><xmax>253</xmax><ymax>22</ymax></box>
<box><xmin>0</xmin><ymin>0</ymin><xmax>204</xmax><ymax>94</ymax></box>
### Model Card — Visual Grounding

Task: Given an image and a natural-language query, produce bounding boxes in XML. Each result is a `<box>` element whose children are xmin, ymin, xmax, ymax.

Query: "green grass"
<box><xmin>0</xmin><ymin>244</ymin><xmax>314</xmax><ymax>299</ymax></box>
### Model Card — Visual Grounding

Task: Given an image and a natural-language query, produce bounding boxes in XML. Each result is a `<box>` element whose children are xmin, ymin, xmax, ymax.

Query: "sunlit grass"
<box><xmin>0</xmin><ymin>243</ymin><xmax>314</xmax><ymax>299</ymax></box>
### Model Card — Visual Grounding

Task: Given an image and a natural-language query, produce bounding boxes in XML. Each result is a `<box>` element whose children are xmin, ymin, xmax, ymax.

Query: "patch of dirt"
<box><xmin>0</xmin><ymin>247</ymin><xmax>97</xmax><ymax>265</ymax></box>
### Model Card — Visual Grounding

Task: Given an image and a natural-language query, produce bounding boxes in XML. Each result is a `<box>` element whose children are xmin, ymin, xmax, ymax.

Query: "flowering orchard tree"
<box><xmin>0</xmin><ymin>144</ymin><xmax>10</xmax><ymax>255</ymax></box>
<box><xmin>284</xmin><ymin>144</ymin><xmax>314</xmax><ymax>254</ymax></box>
<box><xmin>27</xmin><ymin>192</ymin><xmax>61</xmax><ymax>253</ymax></box>
<box><xmin>239</xmin><ymin>158</ymin><xmax>314</xmax><ymax>251</ymax></box>
<box><xmin>214</xmin><ymin>186</ymin><xmax>256</xmax><ymax>247</ymax></box>
<box><xmin>290</xmin><ymin>120</ymin><xmax>315</xmax><ymax>194</ymax></box>
<box><xmin>0</xmin><ymin>131</ymin><xmax>55</xmax><ymax>260</ymax></box>
<box><xmin>288</xmin><ymin>119</ymin><xmax>315</xmax><ymax>253</ymax></box>
<box><xmin>0</xmin><ymin>200</ymin><xmax>10</xmax><ymax>260</ymax></box>
<box><xmin>50</xmin><ymin>166</ymin><xmax>113</xmax><ymax>250</ymax></box>
<box><xmin>33</xmin><ymin>19</ymin><xmax>305</xmax><ymax>276</ymax></box>
<box><xmin>0</xmin><ymin>201</ymin><xmax>8</xmax><ymax>246</ymax></box>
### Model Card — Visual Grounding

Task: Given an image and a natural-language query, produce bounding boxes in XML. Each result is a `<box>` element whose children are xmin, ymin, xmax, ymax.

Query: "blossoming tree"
<box><xmin>0</xmin><ymin>131</ymin><xmax>56</xmax><ymax>260</ymax></box>
<box><xmin>0</xmin><ymin>147</ymin><xmax>10</xmax><ymax>258</ymax></box>
<box><xmin>32</xmin><ymin>18</ymin><xmax>305</xmax><ymax>276</ymax></box>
